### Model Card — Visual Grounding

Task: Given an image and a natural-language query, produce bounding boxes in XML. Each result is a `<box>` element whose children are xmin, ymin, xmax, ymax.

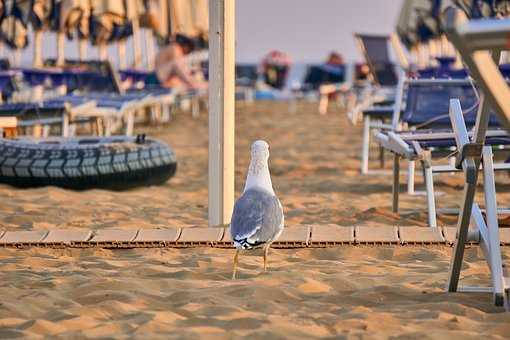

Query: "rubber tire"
<box><xmin>0</xmin><ymin>136</ymin><xmax>177</xmax><ymax>190</ymax></box>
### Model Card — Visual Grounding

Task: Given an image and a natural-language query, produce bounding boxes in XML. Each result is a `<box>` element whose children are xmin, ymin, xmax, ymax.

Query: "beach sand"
<box><xmin>0</xmin><ymin>101</ymin><xmax>510</xmax><ymax>338</ymax></box>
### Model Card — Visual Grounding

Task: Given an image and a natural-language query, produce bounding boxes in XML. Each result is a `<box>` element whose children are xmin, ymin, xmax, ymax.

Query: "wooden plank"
<box><xmin>399</xmin><ymin>226</ymin><xmax>445</xmax><ymax>244</ymax></box>
<box><xmin>216</xmin><ymin>227</ymin><xmax>234</xmax><ymax>248</ymax></box>
<box><xmin>208</xmin><ymin>0</ymin><xmax>235</xmax><ymax>227</ymax></box>
<box><xmin>86</xmin><ymin>229</ymin><xmax>139</xmax><ymax>248</ymax></box>
<box><xmin>442</xmin><ymin>226</ymin><xmax>457</xmax><ymax>245</ymax></box>
<box><xmin>309</xmin><ymin>225</ymin><xmax>354</xmax><ymax>246</ymax></box>
<box><xmin>43</xmin><ymin>230</ymin><xmax>92</xmax><ymax>244</ymax></box>
<box><xmin>177</xmin><ymin>227</ymin><xmax>225</xmax><ymax>246</ymax></box>
<box><xmin>0</xmin><ymin>230</ymin><xmax>48</xmax><ymax>245</ymax></box>
<box><xmin>355</xmin><ymin>226</ymin><xmax>399</xmax><ymax>244</ymax></box>
<box><xmin>133</xmin><ymin>228</ymin><xmax>181</xmax><ymax>245</ymax></box>
<box><xmin>272</xmin><ymin>226</ymin><xmax>310</xmax><ymax>248</ymax></box>
<box><xmin>499</xmin><ymin>228</ymin><xmax>510</xmax><ymax>245</ymax></box>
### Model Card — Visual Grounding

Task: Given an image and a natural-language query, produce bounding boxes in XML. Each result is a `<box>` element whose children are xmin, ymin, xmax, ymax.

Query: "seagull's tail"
<box><xmin>233</xmin><ymin>237</ymin><xmax>265</xmax><ymax>250</ymax></box>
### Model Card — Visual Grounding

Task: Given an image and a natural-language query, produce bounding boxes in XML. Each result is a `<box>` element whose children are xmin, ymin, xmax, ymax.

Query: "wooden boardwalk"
<box><xmin>1</xmin><ymin>225</ymin><xmax>510</xmax><ymax>248</ymax></box>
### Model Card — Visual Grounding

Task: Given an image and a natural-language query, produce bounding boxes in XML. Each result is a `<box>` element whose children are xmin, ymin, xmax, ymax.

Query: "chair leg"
<box><xmin>422</xmin><ymin>159</ymin><xmax>437</xmax><ymax>228</ymax></box>
<box><xmin>481</xmin><ymin>146</ymin><xmax>507</xmax><ymax>306</ymax></box>
<box><xmin>407</xmin><ymin>160</ymin><xmax>415</xmax><ymax>195</ymax></box>
<box><xmin>61</xmin><ymin>114</ymin><xmax>70</xmax><ymax>137</ymax></box>
<box><xmin>361</xmin><ymin>115</ymin><xmax>370</xmax><ymax>174</ymax></box>
<box><xmin>192</xmin><ymin>97</ymin><xmax>200</xmax><ymax>118</ymax></box>
<box><xmin>392</xmin><ymin>154</ymin><xmax>400</xmax><ymax>213</ymax></box>
<box><xmin>125</xmin><ymin>111</ymin><xmax>134</xmax><ymax>136</ymax></box>
<box><xmin>379</xmin><ymin>144</ymin><xmax>385</xmax><ymax>168</ymax></box>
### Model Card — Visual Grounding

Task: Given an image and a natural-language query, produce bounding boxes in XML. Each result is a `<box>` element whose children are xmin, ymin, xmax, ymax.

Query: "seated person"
<box><xmin>261</xmin><ymin>50</ymin><xmax>291</xmax><ymax>90</ymax></box>
<box><xmin>155</xmin><ymin>34</ymin><xmax>207</xmax><ymax>90</ymax></box>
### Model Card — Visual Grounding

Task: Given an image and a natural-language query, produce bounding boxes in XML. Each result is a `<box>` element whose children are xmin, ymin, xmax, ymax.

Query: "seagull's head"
<box><xmin>251</xmin><ymin>140</ymin><xmax>270</xmax><ymax>160</ymax></box>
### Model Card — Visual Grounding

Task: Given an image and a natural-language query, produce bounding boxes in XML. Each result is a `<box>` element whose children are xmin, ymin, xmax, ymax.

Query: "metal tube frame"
<box><xmin>443</xmin><ymin>10</ymin><xmax>510</xmax><ymax>309</ymax></box>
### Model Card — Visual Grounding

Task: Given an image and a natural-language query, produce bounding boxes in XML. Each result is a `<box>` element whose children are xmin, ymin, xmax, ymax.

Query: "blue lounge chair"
<box><xmin>441</xmin><ymin>8</ymin><xmax>510</xmax><ymax>311</ymax></box>
<box><xmin>374</xmin><ymin>76</ymin><xmax>510</xmax><ymax>227</ymax></box>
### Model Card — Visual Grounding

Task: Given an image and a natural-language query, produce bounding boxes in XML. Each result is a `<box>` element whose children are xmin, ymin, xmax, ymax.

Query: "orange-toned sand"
<box><xmin>0</xmin><ymin>101</ymin><xmax>510</xmax><ymax>338</ymax></box>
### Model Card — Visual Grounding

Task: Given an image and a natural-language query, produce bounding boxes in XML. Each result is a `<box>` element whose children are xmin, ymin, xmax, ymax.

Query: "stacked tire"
<box><xmin>0</xmin><ymin>135</ymin><xmax>177</xmax><ymax>190</ymax></box>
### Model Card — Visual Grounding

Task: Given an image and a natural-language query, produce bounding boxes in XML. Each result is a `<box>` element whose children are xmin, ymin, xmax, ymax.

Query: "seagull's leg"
<box><xmin>263</xmin><ymin>244</ymin><xmax>270</xmax><ymax>272</ymax></box>
<box><xmin>232</xmin><ymin>249</ymin><xmax>240</xmax><ymax>280</ymax></box>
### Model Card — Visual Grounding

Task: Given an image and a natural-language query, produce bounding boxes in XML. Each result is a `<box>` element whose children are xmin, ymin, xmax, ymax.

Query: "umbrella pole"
<box><xmin>98</xmin><ymin>43</ymin><xmax>107</xmax><ymax>61</ymax></box>
<box><xmin>118</xmin><ymin>40</ymin><xmax>126</xmax><ymax>69</ymax></box>
<box><xmin>56</xmin><ymin>32</ymin><xmax>65</xmax><ymax>66</ymax></box>
<box><xmin>132</xmin><ymin>17</ymin><xmax>142</xmax><ymax>68</ymax></box>
<box><xmin>13</xmin><ymin>49</ymin><xmax>21</xmax><ymax>67</ymax></box>
<box><xmin>78</xmin><ymin>39</ymin><xmax>87</xmax><ymax>61</ymax></box>
<box><xmin>208</xmin><ymin>0</ymin><xmax>235</xmax><ymax>227</ymax></box>
<box><xmin>33</xmin><ymin>30</ymin><xmax>43</xmax><ymax>67</ymax></box>
<box><xmin>144</xmin><ymin>29</ymin><xmax>155</xmax><ymax>70</ymax></box>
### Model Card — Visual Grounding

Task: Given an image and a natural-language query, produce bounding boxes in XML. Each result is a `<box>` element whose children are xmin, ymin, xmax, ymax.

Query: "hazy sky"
<box><xmin>13</xmin><ymin>0</ymin><xmax>403</xmax><ymax>66</ymax></box>
<box><xmin>236</xmin><ymin>0</ymin><xmax>404</xmax><ymax>63</ymax></box>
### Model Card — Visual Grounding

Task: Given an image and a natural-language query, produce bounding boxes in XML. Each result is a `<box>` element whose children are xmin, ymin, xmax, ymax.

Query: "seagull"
<box><xmin>230</xmin><ymin>140</ymin><xmax>284</xmax><ymax>279</ymax></box>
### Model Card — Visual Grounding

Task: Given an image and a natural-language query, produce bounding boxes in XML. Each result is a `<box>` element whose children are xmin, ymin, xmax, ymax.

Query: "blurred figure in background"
<box><xmin>322</xmin><ymin>51</ymin><xmax>345</xmax><ymax>79</ymax></box>
<box><xmin>325</xmin><ymin>51</ymin><xmax>344</xmax><ymax>67</ymax></box>
<box><xmin>261</xmin><ymin>50</ymin><xmax>292</xmax><ymax>90</ymax></box>
<box><xmin>155</xmin><ymin>34</ymin><xmax>208</xmax><ymax>90</ymax></box>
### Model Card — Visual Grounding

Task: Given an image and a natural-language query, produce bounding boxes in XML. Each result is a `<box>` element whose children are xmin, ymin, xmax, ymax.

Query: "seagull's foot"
<box><xmin>232</xmin><ymin>250</ymin><xmax>239</xmax><ymax>280</ymax></box>
<box><xmin>263</xmin><ymin>245</ymin><xmax>269</xmax><ymax>272</ymax></box>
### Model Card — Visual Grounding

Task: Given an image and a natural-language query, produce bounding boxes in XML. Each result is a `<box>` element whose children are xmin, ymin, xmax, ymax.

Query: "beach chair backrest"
<box><xmin>401</xmin><ymin>79</ymin><xmax>498</xmax><ymax>128</ymax></box>
<box><xmin>43</xmin><ymin>59</ymin><xmax>122</xmax><ymax>94</ymax></box>
<box><xmin>235</xmin><ymin>64</ymin><xmax>258</xmax><ymax>87</ymax></box>
<box><xmin>355</xmin><ymin>33</ymin><xmax>399</xmax><ymax>86</ymax></box>
<box><xmin>302</xmin><ymin>64</ymin><xmax>346</xmax><ymax>90</ymax></box>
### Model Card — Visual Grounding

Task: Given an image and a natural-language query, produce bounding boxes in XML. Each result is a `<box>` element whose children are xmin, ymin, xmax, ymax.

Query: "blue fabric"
<box><xmin>119</xmin><ymin>69</ymin><xmax>154</xmax><ymax>83</ymax></box>
<box><xmin>402</xmin><ymin>82</ymin><xmax>499</xmax><ymax>128</ymax></box>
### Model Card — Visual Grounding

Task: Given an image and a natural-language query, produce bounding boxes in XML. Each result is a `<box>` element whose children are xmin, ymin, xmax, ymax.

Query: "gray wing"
<box><xmin>231</xmin><ymin>189</ymin><xmax>283</xmax><ymax>248</ymax></box>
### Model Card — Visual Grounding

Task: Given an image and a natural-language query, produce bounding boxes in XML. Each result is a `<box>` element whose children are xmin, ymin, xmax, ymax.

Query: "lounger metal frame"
<box><xmin>444</xmin><ymin>9</ymin><xmax>510</xmax><ymax>310</ymax></box>
<box><xmin>377</xmin><ymin>76</ymin><xmax>510</xmax><ymax>228</ymax></box>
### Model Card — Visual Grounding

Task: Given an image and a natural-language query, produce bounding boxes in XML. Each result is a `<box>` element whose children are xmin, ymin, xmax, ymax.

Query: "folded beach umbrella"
<box><xmin>167</xmin><ymin>0</ymin><xmax>208</xmax><ymax>39</ymax></box>
<box><xmin>396</xmin><ymin>0</ymin><xmax>451</xmax><ymax>48</ymax></box>
<box><xmin>397</xmin><ymin>1</ymin><xmax>433</xmax><ymax>48</ymax></box>
<box><xmin>0</xmin><ymin>0</ymin><xmax>32</xmax><ymax>49</ymax></box>
<box><xmin>31</xmin><ymin>0</ymin><xmax>52</xmax><ymax>31</ymax></box>
<box><xmin>107</xmin><ymin>0</ymin><xmax>144</xmax><ymax>42</ymax></box>
<box><xmin>452</xmin><ymin>0</ymin><xmax>510</xmax><ymax>18</ymax></box>
<box><xmin>89</xmin><ymin>0</ymin><xmax>125</xmax><ymax>44</ymax></box>
<box><xmin>53</xmin><ymin>0</ymin><xmax>91</xmax><ymax>39</ymax></box>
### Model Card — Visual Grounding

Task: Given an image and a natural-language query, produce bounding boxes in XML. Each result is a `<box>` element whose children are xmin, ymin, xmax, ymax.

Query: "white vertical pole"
<box><xmin>132</xmin><ymin>18</ymin><xmax>142</xmax><ymax>68</ymax></box>
<box><xmin>33</xmin><ymin>30</ymin><xmax>43</xmax><ymax>67</ymax></box>
<box><xmin>98</xmin><ymin>43</ymin><xmax>107</xmax><ymax>61</ymax></box>
<box><xmin>144</xmin><ymin>29</ymin><xmax>155</xmax><ymax>70</ymax></box>
<box><xmin>78</xmin><ymin>39</ymin><xmax>87</xmax><ymax>61</ymax></box>
<box><xmin>118</xmin><ymin>40</ymin><xmax>127</xmax><ymax>69</ymax></box>
<box><xmin>56</xmin><ymin>32</ymin><xmax>65</xmax><ymax>66</ymax></box>
<box><xmin>13</xmin><ymin>49</ymin><xmax>21</xmax><ymax>66</ymax></box>
<box><xmin>208</xmin><ymin>0</ymin><xmax>235</xmax><ymax>227</ymax></box>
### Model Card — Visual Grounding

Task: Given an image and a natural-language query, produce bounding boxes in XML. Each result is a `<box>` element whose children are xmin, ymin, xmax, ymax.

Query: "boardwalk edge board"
<box><xmin>0</xmin><ymin>226</ymin><xmax>507</xmax><ymax>248</ymax></box>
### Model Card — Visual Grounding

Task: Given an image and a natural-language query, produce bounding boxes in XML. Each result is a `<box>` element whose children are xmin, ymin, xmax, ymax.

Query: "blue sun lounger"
<box><xmin>439</xmin><ymin>8</ymin><xmax>510</xmax><ymax>311</ymax></box>
<box><xmin>0</xmin><ymin>98</ymin><xmax>96</xmax><ymax>137</ymax></box>
<box><xmin>374</xmin><ymin>76</ymin><xmax>510</xmax><ymax>227</ymax></box>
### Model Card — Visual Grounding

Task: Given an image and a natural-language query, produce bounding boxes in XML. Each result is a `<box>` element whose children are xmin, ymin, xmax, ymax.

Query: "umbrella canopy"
<box><xmin>152</xmin><ymin>0</ymin><xmax>208</xmax><ymax>42</ymax></box>
<box><xmin>452</xmin><ymin>0</ymin><xmax>510</xmax><ymax>18</ymax></box>
<box><xmin>54</xmin><ymin>0</ymin><xmax>91</xmax><ymax>39</ymax></box>
<box><xmin>396</xmin><ymin>0</ymin><xmax>444</xmax><ymax>49</ymax></box>
<box><xmin>0</xmin><ymin>0</ymin><xmax>209</xmax><ymax>52</ymax></box>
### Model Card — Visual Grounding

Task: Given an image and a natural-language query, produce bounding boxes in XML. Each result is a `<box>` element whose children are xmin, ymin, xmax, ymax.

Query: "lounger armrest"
<box><xmin>375</xmin><ymin>131</ymin><xmax>415</xmax><ymax>159</ymax></box>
